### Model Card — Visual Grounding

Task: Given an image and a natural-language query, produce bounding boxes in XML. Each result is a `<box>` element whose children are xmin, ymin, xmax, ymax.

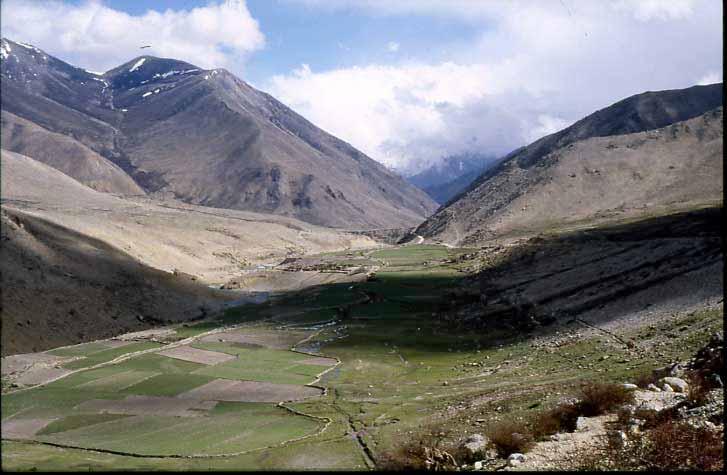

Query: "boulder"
<box><xmin>576</xmin><ymin>416</ymin><xmax>589</xmax><ymax>432</ymax></box>
<box><xmin>507</xmin><ymin>453</ymin><xmax>526</xmax><ymax>466</ymax></box>
<box><xmin>661</xmin><ymin>383</ymin><xmax>674</xmax><ymax>392</ymax></box>
<box><xmin>659</xmin><ymin>377</ymin><xmax>688</xmax><ymax>393</ymax></box>
<box><xmin>462</xmin><ymin>434</ymin><xmax>492</xmax><ymax>459</ymax></box>
<box><xmin>646</xmin><ymin>383</ymin><xmax>661</xmax><ymax>392</ymax></box>
<box><xmin>622</xmin><ymin>383</ymin><xmax>638</xmax><ymax>390</ymax></box>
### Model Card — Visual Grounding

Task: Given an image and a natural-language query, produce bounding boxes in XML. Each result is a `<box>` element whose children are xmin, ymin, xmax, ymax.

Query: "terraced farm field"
<box><xmin>2</xmin><ymin>235</ymin><xmax>723</xmax><ymax>470</ymax></box>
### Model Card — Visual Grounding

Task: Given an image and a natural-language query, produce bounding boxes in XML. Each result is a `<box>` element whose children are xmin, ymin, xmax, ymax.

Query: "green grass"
<box><xmin>46</xmin><ymin>342</ymin><xmax>113</xmax><ymax>358</ymax></box>
<box><xmin>192</xmin><ymin>360</ymin><xmax>316</xmax><ymax>385</ymax></box>
<box><xmin>370</xmin><ymin>244</ymin><xmax>449</xmax><ymax>266</ymax></box>
<box><xmin>1</xmin><ymin>386</ymin><xmax>124</xmax><ymax>421</ymax></box>
<box><xmin>37</xmin><ymin>414</ymin><xmax>131</xmax><ymax>436</ymax></box>
<box><xmin>111</xmin><ymin>353</ymin><xmax>205</xmax><ymax>374</ymax></box>
<box><xmin>4</xmin><ymin>234</ymin><xmax>722</xmax><ymax>470</ymax></box>
<box><xmin>173</xmin><ymin>321</ymin><xmax>221</xmax><ymax>339</ymax></box>
<box><xmin>36</xmin><ymin>411</ymin><xmax>321</xmax><ymax>456</ymax></box>
<box><xmin>121</xmin><ymin>373</ymin><xmax>215</xmax><ymax>397</ymax></box>
<box><xmin>62</xmin><ymin>342</ymin><xmax>163</xmax><ymax>370</ymax></box>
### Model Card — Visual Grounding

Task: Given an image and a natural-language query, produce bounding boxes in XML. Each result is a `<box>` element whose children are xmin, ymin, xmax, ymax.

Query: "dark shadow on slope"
<box><xmin>443</xmin><ymin>206</ymin><xmax>723</xmax><ymax>336</ymax></box>
<box><xmin>0</xmin><ymin>209</ymin><xmax>230</xmax><ymax>355</ymax></box>
<box><xmin>213</xmin><ymin>207</ymin><xmax>723</xmax><ymax>355</ymax></box>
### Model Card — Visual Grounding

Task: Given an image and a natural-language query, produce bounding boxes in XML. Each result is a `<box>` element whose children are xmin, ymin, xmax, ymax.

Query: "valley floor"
<box><xmin>1</xmin><ymin>208</ymin><xmax>724</xmax><ymax>471</ymax></box>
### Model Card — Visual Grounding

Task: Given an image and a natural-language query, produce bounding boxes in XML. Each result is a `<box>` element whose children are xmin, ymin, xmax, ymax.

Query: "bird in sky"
<box><xmin>140</xmin><ymin>45</ymin><xmax>151</xmax><ymax>49</ymax></box>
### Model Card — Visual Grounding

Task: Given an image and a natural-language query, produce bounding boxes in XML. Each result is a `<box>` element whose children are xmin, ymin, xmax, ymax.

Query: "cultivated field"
<box><xmin>2</xmin><ymin>213</ymin><xmax>723</xmax><ymax>469</ymax></box>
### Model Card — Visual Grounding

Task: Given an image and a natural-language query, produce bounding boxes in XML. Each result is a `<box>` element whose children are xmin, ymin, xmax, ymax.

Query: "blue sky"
<box><xmin>96</xmin><ymin>0</ymin><xmax>483</xmax><ymax>85</ymax></box>
<box><xmin>1</xmin><ymin>0</ymin><xmax>723</xmax><ymax>173</ymax></box>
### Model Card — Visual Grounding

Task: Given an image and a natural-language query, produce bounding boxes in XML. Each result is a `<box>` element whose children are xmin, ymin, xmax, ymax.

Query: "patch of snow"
<box><xmin>121</xmin><ymin>109</ymin><xmax>128</xmax><ymax>112</ymax></box>
<box><xmin>16</xmin><ymin>41</ymin><xmax>41</xmax><ymax>53</ymax></box>
<box><xmin>142</xmin><ymin>91</ymin><xmax>153</xmax><ymax>98</ymax></box>
<box><xmin>153</xmin><ymin>88</ymin><xmax>160</xmax><ymax>94</ymax></box>
<box><xmin>204</xmin><ymin>75</ymin><xmax>209</xmax><ymax>80</ymax></box>
<box><xmin>0</xmin><ymin>40</ymin><xmax>10</xmax><ymax>60</ymax></box>
<box><xmin>91</xmin><ymin>77</ymin><xmax>108</xmax><ymax>86</ymax></box>
<box><xmin>151</xmin><ymin>68</ymin><xmax>200</xmax><ymax>80</ymax></box>
<box><xmin>85</xmin><ymin>69</ymin><xmax>103</xmax><ymax>76</ymax></box>
<box><xmin>129</xmin><ymin>57</ymin><xmax>146</xmax><ymax>73</ymax></box>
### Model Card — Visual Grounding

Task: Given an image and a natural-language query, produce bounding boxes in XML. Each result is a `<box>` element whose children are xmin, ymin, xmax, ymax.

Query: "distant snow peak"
<box><xmin>129</xmin><ymin>57</ymin><xmax>146</xmax><ymax>73</ymax></box>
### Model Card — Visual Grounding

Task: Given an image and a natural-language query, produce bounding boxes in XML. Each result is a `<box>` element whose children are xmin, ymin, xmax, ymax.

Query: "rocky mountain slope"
<box><xmin>0</xmin><ymin>38</ymin><xmax>436</xmax><ymax>228</ymax></box>
<box><xmin>416</xmin><ymin>84</ymin><xmax>723</xmax><ymax>244</ymax></box>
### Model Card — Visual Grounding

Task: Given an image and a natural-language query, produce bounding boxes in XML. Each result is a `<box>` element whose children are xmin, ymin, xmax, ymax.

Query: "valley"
<box><xmin>2</xmin><ymin>205</ymin><xmax>723</xmax><ymax>470</ymax></box>
<box><xmin>0</xmin><ymin>28</ymin><xmax>723</xmax><ymax>472</ymax></box>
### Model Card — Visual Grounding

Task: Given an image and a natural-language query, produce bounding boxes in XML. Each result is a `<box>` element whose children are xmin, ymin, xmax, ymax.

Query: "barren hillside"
<box><xmin>0</xmin><ymin>150</ymin><xmax>377</xmax><ymax>283</ymax></box>
<box><xmin>417</xmin><ymin>85</ymin><xmax>723</xmax><ymax>245</ymax></box>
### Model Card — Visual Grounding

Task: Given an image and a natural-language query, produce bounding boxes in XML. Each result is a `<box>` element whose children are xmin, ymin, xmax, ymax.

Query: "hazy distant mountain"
<box><xmin>0</xmin><ymin>38</ymin><xmax>436</xmax><ymax>228</ymax></box>
<box><xmin>416</xmin><ymin>84</ymin><xmax>724</xmax><ymax>244</ymax></box>
<box><xmin>406</xmin><ymin>153</ymin><xmax>495</xmax><ymax>204</ymax></box>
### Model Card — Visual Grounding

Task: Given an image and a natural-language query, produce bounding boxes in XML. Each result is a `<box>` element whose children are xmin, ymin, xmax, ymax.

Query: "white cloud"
<box><xmin>525</xmin><ymin>115</ymin><xmax>574</xmax><ymax>144</ymax></box>
<box><xmin>697</xmin><ymin>71</ymin><xmax>722</xmax><ymax>85</ymax></box>
<box><xmin>269</xmin><ymin>0</ymin><xmax>722</xmax><ymax>173</ymax></box>
<box><xmin>0</xmin><ymin>0</ymin><xmax>265</xmax><ymax>73</ymax></box>
<box><xmin>613</xmin><ymin>0</ymin><xmax>696</xmax><ymax>21</ymax></box>
<box><xmin>386</xmin><ymin>41</ymin><xmax>399</xmax><ymax>53</ymax></box>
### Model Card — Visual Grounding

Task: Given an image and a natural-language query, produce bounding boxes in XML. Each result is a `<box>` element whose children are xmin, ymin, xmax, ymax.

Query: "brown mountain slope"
<box><xmin>0</xmin><ymin>38</ymin><xmax>436</xmax><ymax>228</ymax></box>
<box><xmin>418</xmin><ymin>107</ymin><xmax>723</xmax><ymax>245</ymax></box>
<box><xmin>1</xmin><ymin>111</ymin><xmax>144</xmax><ymax>194</ymax></box>
<box><xmin>0</xmin><ymin>150</ymin><xmax>376</xmax><ymax>283</ymax></box>
<box><xmin>0</xmin><ymin>206</ymin><xmax>232</xmax><ymax>356</ymax></box>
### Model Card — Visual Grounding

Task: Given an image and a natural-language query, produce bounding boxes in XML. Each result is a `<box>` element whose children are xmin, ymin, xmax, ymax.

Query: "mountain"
<box><xmin>0</xmin><ymin>149</ymin><xmax>378</xmax><ymax>284</ymax></box>
<box><xmin>406</xmin><ymin>153</ymin><xmax>494</xmax><ymax>204</ymax></box>
<box><xmin>416</xmin><ymin>84</ymin><xmax>723</xmax><ymax>244</ymax></box>
<box><xmin>1</xmin><ymin>111</ymin><xmax>144</xmax><ymax>194</ymax></box>
<box><xmin>0</xmin><ymin>38</ymin><xmax>436</xmax><ymax>228</ymax></box>
<box><xmin>0</xmin><ymin>150</ymin><xmax>232</xmax><ymax>354</ymax></box>
<box><xmin>422</xmin><ymin>157</ymin><xmax>505</xmax><ymax>205</ymax></box>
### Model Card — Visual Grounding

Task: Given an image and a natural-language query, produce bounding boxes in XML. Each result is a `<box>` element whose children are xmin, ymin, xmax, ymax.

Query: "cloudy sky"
<box><xmin>1</xmin><ymin>0</ymin><xmax>722</xmax><ymax>174</ymax></box>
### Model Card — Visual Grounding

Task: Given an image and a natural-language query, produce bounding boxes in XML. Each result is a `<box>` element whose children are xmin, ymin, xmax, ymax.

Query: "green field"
<box><xmin>2</xmin><ymin>242</ymin><xmax>722</xmax><ymax>470</ymax></box>
<box><xmin>61</xmin><ymin>342</ymin><xmax>164</xmax><ymax>370</ymax></box>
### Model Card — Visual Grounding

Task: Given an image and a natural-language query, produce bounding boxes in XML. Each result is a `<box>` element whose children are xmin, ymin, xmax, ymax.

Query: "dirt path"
<box><xmin>504</xmin><ymin>415</ymin><xmax>615</xmax><ymax>471</ymax></box>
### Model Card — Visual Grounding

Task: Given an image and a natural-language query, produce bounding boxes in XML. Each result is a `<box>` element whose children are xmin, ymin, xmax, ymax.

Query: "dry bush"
<box><xmin>531</xmin><ymin>403</ymin><xmax>580</xmax><ymax>439</ymax></box>
<box><xmin>686</xmin><ymin>370</ymin><xmax>713</xmax><ymax>407</ymax></box>
<box><xmin>646</xmin><ymin>420</ymin><xmax>723</xmax><ymax>471</ymax></box>
<box><xmin>376</xmin><ymin>425</ymin><xmax>458</xmax><ymax>471</ymax></box>
<box><xmin>485</xmin><ymin>420</ymin><xmax>534</xmax><ymax>457</ymax></box>
<box><xmin>601</xmin><ymin>420</ymin><xmax>724</xmax><ymax>471</ymax></box>
<box><xmin>634</xmin><ymin>370</ymin><xmax>658</xmax><ymax>389</ymax></box>
<box><xmin>577</xmin><ymin>382</ymin><xmax>635</xmax><ymax>417</ymax></box>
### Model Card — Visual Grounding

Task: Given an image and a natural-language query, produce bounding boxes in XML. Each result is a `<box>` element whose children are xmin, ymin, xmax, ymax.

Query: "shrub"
<box><xmin>531</xmin><ymin>403</ymin><xmax>580</xmax><ymax>439</ymax></box>
<box><xmin>634</xmin><ymin>370</ymin><xmax>658</xmax><ymax>389</ymax></box>
<box><xmin>645</xmin><ymin>420</ymin><xmax>723</xmax><ymax>471</ymax></box>
<box><xmin>600</xmin><ymin>420</ymin><xmax>724</xmax><ymax>471</ymax></box>
<box><xmin>485</xmin><ymin>420</ymin><xmax>534</xmax><ymax>457</ymax></box>
<box><xmin>376</xmin><ymin>425</ymin><xmax>458</xmax><ymax>471</ymax></box>
<box><xmin>577</xmin><ymin>382</ymin><xmax>634</xmax><ymax>417</ymax></box>
<box><xmin>686</xmin><ymin>370</ymin><xmax>713</xmax><ymax>407</ymax></box>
